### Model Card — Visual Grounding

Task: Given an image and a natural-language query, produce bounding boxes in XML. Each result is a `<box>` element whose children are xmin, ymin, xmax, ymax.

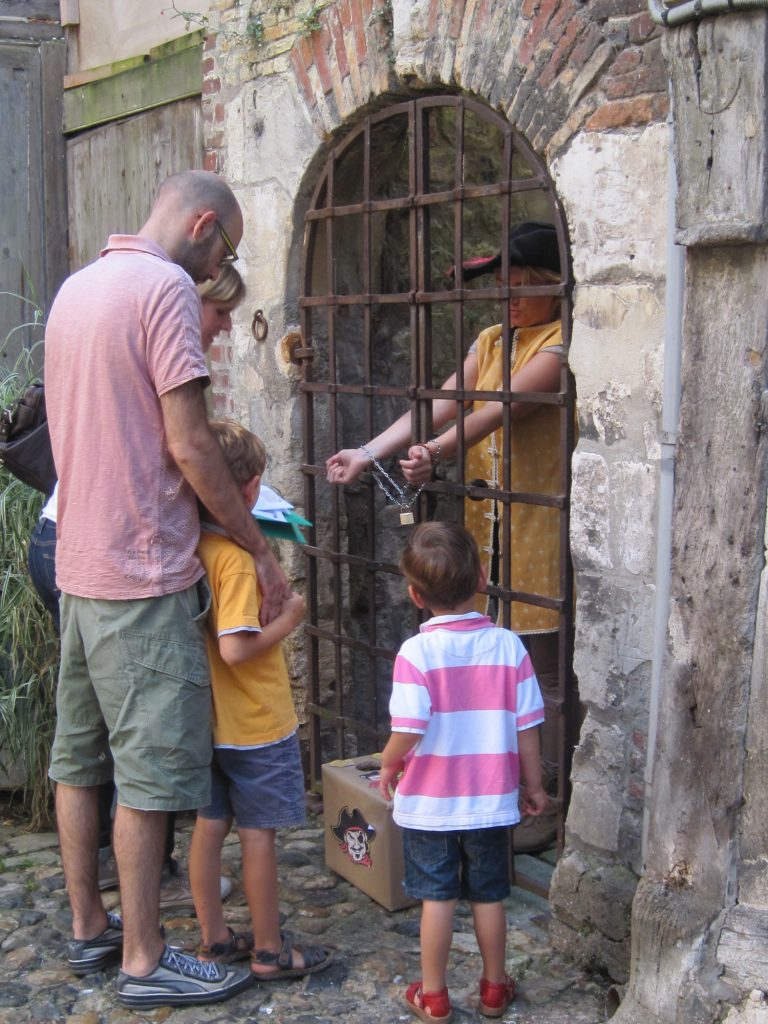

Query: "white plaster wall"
<box><xmin>220</xmin><ymin>73</ymin><xmax>316</xmax><ymax>509</ymax></box>
<box><xmin>74</xmin><ymin>0</ymin><xmax>210</xmax><ymax>72</ymax></box>
<box><xmin>553</xmin><ymin>123</ymin><xmax>669</xmax><ymax>858</ymax></box>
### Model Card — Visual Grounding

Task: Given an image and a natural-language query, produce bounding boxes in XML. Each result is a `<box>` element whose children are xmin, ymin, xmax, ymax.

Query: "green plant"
<box><xmin>246</xmin><ymin>13</ymin><xmax>265</xmax><ymax>42</ymax></box>
<box><xmin>163</xmin><ymin>2</ymin><xmax>209</xmax><ymax>31</ymax></box>
<box><xmin>0</xmin><ymin>298</ymin><xmax>58</xmax><ymax>830</ymax></box>
<box><xmin>297</xmin><ymin>2</ymin><xmax>323</xmax><ymax>37</ymax></box>
<box><xmin>369</xmin><ymin>0</ymin><xmax>394</xmax><ymax>56</ymax></box>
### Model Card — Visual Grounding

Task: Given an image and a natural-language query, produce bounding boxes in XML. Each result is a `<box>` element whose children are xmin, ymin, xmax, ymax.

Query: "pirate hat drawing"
<box><xmin>331</xmin><ymin>806</ymin><xmax>376</xmax><ymax>845</ymax></box>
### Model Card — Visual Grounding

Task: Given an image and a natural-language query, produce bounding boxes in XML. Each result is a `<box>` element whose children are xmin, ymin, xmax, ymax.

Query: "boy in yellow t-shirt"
<box><xmin>190</xmin><ymin>418</ymin><xmax>332</xmax><ymax>980</ymax></box>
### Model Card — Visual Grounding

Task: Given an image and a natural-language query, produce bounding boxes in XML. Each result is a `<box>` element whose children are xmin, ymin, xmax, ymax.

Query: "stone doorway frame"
<box><xmin>297</xmin><ymin>94</ymin><xmax>578</xmax><ymax>861</ymax></box>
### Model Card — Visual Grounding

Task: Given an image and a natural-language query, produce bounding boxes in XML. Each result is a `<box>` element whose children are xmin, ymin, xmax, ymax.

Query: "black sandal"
<box><xmin>197</xmin><ymin>926</ymin><xmax>254</xmax><ymax>963</ymax></box>
<box><xmin>251</xmin><ymin>930</ymin><xmax>333</xmax><ymax>980</ymax></box>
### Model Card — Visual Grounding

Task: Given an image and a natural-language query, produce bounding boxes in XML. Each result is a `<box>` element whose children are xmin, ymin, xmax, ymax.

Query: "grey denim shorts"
<box><xmin>49</xmin><ymin>580</ymin><xmax>213</xmax><ymax>811</ymax></box>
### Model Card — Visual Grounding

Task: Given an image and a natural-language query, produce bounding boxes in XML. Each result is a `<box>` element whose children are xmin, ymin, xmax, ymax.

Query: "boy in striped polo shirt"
<box><xmin>379</xmin><ymin>521</ymin><xmax>548</xmax><ymax>1023</ymax></box>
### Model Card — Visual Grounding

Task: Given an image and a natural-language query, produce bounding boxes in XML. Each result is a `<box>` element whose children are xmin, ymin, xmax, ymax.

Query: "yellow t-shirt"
<box><xmin>198</xmin><ymin>527</ymin><xmax>298</xmax><ymax>747</ymax></box>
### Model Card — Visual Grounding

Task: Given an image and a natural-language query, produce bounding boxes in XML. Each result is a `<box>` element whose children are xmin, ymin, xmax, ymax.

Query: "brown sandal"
<box><xmin>251</xmin><ymin>930</ymin><xmax>333</xmax><ymax>980</ymax></box>
<box><xmin>197</xmin><ymin>926</ymin><xmax>254</xmax><ymax>963</ymax></box>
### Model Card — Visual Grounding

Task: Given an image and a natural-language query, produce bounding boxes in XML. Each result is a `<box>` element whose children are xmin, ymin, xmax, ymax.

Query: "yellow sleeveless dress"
<box><xmin>463</xmin><ymin>320</ymin><xmax>563</xmax><ymax>634</ymax></box>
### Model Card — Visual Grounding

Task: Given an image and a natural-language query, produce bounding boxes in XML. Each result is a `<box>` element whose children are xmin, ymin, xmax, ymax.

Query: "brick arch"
<box><xmin>282</xmin><ymin>0</ymin><xmax>668</xmax><ymax>159</ymax></box>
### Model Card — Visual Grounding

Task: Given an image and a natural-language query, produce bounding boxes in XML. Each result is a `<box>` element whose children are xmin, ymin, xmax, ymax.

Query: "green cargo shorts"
<box><xmin>49</xmin><ymin>580</ymin><xmax>213</xmax><ymax>811</ymax></box>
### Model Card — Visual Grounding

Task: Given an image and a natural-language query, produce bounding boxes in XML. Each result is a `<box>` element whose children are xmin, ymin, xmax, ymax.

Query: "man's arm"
<box><xmin>159</xmin><ymin>380</ymin><xmax>290</xmax><ymax>623</ymax></box>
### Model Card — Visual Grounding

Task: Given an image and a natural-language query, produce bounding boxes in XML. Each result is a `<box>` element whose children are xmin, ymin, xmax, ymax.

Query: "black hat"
<box><xmin>455</xmin><ymin>221</ymin><xmax>560</xmax><ymax>281</ymax></box>
<box><xmin>330</xmin><ymin>806</ymin><xmax>377</xmax><ymax>844</ymax></box>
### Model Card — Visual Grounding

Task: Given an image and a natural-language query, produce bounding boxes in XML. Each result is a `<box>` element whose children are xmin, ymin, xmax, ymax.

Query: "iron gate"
<box><xmin>297</xmin><ymin>95</ymin><xmax>577</xmax><ymax>864</ymax></box>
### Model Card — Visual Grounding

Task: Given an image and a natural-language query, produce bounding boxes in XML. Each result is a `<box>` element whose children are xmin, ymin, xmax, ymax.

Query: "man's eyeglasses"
<box><xmin>216</xmin><ymin>220</ymin><xmax>239</xmax><ymax>265</ymax></box>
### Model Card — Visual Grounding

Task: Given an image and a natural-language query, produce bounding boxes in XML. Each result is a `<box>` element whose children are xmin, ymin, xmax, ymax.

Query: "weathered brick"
<box><xmin>290</xmin><ymin>46</ymin><xmax>316</xmax><ymax>107</ymax></box>
<box><xmin>628</xmin><ymin>10</ymin><xmax>658</xmax><ymax>43</ymax></box>
<box><xmin>352</xmin><ymin>0</ymin><xmax>367</xmax><ymax>62</ymax></box>
<box><xmin>203</xmin><ymin>150</ymin><xmax>219</xmax><ymax>172</ymax></box>
<box><xmin>586</xmin><ymin>94</ymin><xmax>654</xmax><ymax>129</ymax></box>
<box><xmin>299</xmin><ymin>35</ymin><xmax>313</xmax><ymax>68</ymax></box>
<box><xmin>312</xmin><ymin>24</ymin><xmax>334</xmax><ymax>93</ymax></box>
<box><xmin>210</xmin><ymin>392</ymin><xmax>229</xmax><ymax>414</ymax></box>
<box><xmin>428</xmin><ymin>0</ymin><xmax>441</xmax><ymax>36</ymax></box>
<box><xmin>603</xmin><ymin>61</ymin><xmax>667</xmax><ymax>99</ymax></box>
<box><xmin>519</xmin><ymin>0</ymin><xmax>559</xmax><ymax>65</ymax></box>
<box><xmin>448</xmin><ymin>0</ymin><xmax>466</xmax><ymax>39</ymax></box>
<box><xmin>589</xmin><ymin>0</ymin><xmax>646</xmax><ymax>19</ymax></box>
<box><xmin>473</xmin><ymin>0</ymin><xmax>492</xmax><ymax>31</ymax></box>
<box><xmin>329</xmin><ymin>4</ymin><xmax>350</xmax><ymax>79</ymax></box>
<box><xmin>609</xmin><ymin>46</ymin><xmax>642</xmax><ymax>76</ymax></box>
<box><xmin>214</xmin><ymin>102</ymin><xmax>225</xmax><ymax>123</ymax></box>
<box><xmin>203</xmin><ymin>56</ymin><xmax>215</xmax><ymax>74</ymax></box>
<box><xmin>568</xmin><ymin>20</ymin><xmax>605</xmax><ymax>70</ymax></box>
<box><xmin>538</xmin><ymin>15</ymin><xmax>581</xmax><ymax>89</ymax></box>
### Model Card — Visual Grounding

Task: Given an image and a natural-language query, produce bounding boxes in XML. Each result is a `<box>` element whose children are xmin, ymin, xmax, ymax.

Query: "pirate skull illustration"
<box><xmin>331</xmin><ymin>806</ymin><xmax>376</xmax><ymax>867</ymax></box>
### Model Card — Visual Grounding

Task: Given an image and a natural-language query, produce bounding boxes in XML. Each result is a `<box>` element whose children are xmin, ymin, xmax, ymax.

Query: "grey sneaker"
<box><xmin>97</xmin><ymin>847</ymin><xmax>119</xmax><ymax>891</ymax></box>
<box><xmin>66</xmin><ymin>912</ymin><xmax>123</xmax><ymax>975</ymax></box>
<box><xmin>117</xmin><ymin>945</ymin><xmax>253</xmax><ymax>1008</ymax></box>
<box><xmin>159</xmin><ymin>863</ymin><xmax>233</xmax><ymax>912</ymax></box>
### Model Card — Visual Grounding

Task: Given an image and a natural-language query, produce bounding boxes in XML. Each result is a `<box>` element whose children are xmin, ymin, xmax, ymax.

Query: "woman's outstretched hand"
<box><xmin>326</xmin><ymin>448</ymin><xmax>370</xmax><ymax>485</ymax></box>
<box><xmin>400</xmin><ymin>444</ymin><xmax>433</xmax><ymax>486</ymax></box>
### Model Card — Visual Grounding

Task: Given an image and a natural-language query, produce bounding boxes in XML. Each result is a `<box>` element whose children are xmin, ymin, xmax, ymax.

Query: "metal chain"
<box><xmin>360</xmin><ymin>445</ymin><xmax>425</xmax><ymax>515</ymax></box>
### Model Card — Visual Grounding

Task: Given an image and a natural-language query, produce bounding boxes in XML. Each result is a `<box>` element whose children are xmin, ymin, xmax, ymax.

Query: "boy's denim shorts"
<box><xmin>198</xmin><ymin>732</ymin><xmax>306</xmax><ymax>830</ymax></box>
<box><xmin>49</xmin><ymin>582</ymin><xmax>213</xmax><ymax>812</ymax></box>
<box><xmin>403</xmin><ymin>826</ymin><xmax>511</xmax><ymax>902</ymax></box>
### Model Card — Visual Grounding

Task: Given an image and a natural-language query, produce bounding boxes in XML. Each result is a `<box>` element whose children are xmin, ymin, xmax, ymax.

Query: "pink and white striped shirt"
<box><xmin>390</xmin><ymin>612</ymin><xmax>544</xmax><ymax>830</ymax></box>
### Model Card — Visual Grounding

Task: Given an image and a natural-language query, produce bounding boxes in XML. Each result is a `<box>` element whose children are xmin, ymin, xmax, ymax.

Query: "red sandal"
<box><xmin>405</xmin><ymin>980</ymin><xmax>453</xmax><ymax>1023</ymax></box>
<box><xmin>479</xmin><ymin>974</ymin><xmax>516</xmax><ymax>1017</ymax></box>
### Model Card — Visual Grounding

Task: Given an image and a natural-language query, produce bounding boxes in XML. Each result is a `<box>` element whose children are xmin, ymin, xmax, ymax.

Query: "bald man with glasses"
<box><xmin>45</xmin><ymin>171</ymin><xmax>290</xmax><ymax>1009</ymax></box>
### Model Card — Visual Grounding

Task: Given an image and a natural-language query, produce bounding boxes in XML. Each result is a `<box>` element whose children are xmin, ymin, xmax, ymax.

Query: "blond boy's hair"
<box><xmin>400</xmin><ymin>521</ymin><xmax>481</xmax><ymax>610</ymax></box>
<box><xmin>208</xmin><ymin>418</ymin><xmax>267</xmax><ymax>485</ymax></box>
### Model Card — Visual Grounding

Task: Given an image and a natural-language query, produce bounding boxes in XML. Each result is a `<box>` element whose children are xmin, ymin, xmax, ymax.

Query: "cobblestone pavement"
<box><xmin>0</xmin><ymin>807</ymin><xmax>613</xmax><ymax>1024</ymax></box>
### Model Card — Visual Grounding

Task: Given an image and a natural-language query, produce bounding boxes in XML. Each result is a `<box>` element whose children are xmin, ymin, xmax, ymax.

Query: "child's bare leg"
<box><xmin>470</xmin><ymin>900</ymin><xmax>507</xmax><ymax>982</ymax></box>
<box><xmin>238</xmin><ymin>827</ymin><xmax>288</xmax><ymax>974</ymax></box>
<box><xmin>189</xmin><ymin>815</ymin><xmax>232</xmax><ymax>947</ymax></box>
<box><xmin>420</xmin><ymin>898</ymin><xmax>457</xmax><ymax>993</ymax></box>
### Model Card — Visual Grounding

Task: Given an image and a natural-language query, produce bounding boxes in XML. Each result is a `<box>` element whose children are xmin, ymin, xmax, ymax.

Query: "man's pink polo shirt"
<box><xmin>45</xmin><ymin>235</ymin><xmax>209</xmax><ymax>599</ymax></box>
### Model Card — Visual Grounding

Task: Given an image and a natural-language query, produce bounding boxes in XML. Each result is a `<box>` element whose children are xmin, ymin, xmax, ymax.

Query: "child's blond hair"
<box><xmin>400</xmin><ymin>521</ymin><xmax>480</xmax><ymax>610</ymax></box>
<box><xmin>208</xmin><ymin>418</ymin><xmax>267</xmax><ymax>485</ymax></box>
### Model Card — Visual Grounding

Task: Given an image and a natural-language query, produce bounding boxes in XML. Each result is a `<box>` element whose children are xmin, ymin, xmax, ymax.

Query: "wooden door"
<box><xmin>0</xmin><ymin>39</ymin><xmax>66</xmax><ymax>371</ymax></box>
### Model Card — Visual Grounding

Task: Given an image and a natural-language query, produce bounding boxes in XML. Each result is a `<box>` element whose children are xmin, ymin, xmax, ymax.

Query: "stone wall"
<box><xmin>201</xmin><ymin>0</ymin><xmax>670</xmax><ymax>981</ymax></box>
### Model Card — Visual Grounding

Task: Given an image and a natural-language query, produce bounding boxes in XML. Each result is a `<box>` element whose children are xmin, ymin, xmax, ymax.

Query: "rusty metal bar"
<box><xmin>300</xmin><ymin>97</ymin><xmax>578</xmax><ymax>860</ymax></box>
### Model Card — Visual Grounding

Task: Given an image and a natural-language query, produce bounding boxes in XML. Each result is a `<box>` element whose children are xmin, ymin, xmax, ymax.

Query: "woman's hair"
<box><xmin>519</xmin><ymin>265</ymin><xmax>560</xmax><ymax>286</ymax></box>
<box><xmin>197</xmin><ymin>264</ymin><xmax>246</xmax><ymax>306</ymax></box>
<box><xmin>400</xmin><ymin>521</ymin><xmax>481</xmax><ymax>610</ymax></box>
<box><xmin>207</xmin><ymin>418</ymin><xmax>267</xmax><ymax>485</ymax></box>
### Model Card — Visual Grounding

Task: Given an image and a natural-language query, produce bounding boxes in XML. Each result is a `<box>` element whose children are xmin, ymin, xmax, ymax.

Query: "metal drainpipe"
<box><xmin>648</xmin><ymin>0</ymin><xmax>768</xmax><ymax>26</ymax></box>
<box><xmin>641</xmin><ymin>95</ymin><xmax>685</xmax><ymax>867</ymax></box>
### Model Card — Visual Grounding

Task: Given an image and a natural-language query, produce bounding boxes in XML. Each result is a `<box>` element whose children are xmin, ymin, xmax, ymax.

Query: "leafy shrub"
<box><xmin>0</xmin><ymin>297</ymin><xmax>58</xmax><ymax>828</ymax></box>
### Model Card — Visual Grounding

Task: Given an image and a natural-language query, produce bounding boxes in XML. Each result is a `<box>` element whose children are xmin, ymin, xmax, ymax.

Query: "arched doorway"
<box><xmin>298</xmin><ymin>95</ymin><xmax>577</xmax><ymax>864</ymax></box>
